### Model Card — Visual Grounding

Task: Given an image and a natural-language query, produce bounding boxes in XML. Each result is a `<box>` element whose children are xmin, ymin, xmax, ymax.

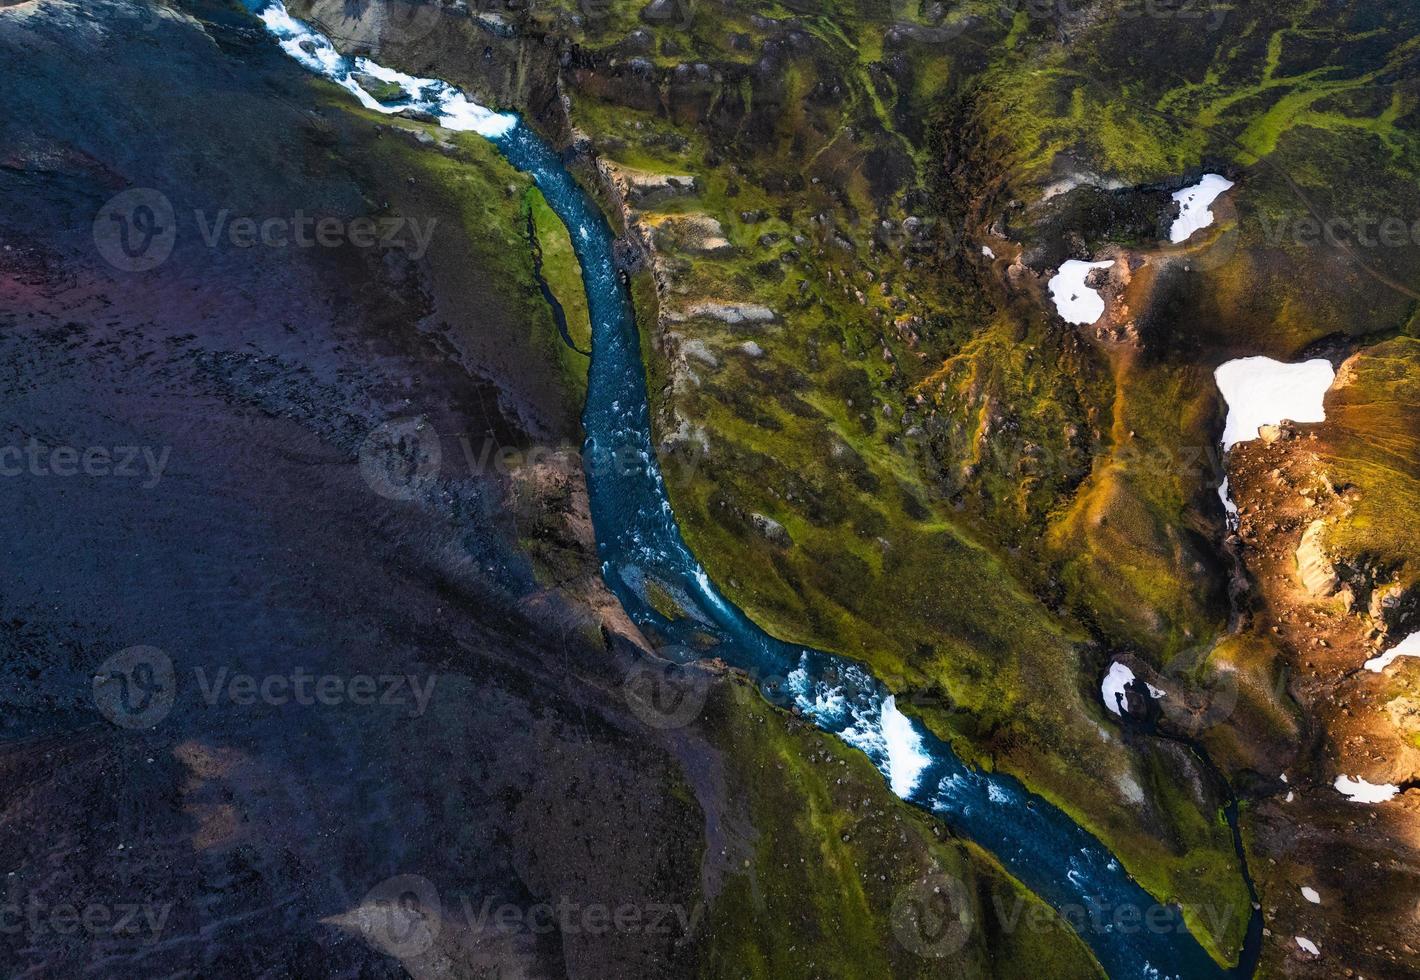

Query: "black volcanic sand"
<box><xmin>0</xmin><ymin>1</ymin><xmax>710</xmax><ymax>975</ymax></box>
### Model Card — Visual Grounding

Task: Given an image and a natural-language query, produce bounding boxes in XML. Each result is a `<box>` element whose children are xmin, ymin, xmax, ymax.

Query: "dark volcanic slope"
<box><xmin>0</xmin><ymin>1</ymin><xmax>702</xmax><ymax>976</ymax></box>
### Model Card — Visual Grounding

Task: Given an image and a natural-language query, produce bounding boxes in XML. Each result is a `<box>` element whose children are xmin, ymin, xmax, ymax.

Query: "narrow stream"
<box><xmin>251</xmin><ymin>5</ymin><xmax>1262</xmax><ymax>975</ymax></box>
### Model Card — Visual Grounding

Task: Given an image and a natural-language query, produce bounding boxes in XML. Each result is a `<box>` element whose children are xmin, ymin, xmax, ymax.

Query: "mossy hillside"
<box><xmin>556</xmin><ymin>17</ymin><xmax>1253</xmax><ymax>964</ymax></box>
<box><xmin>693</xmin><ymin>677</ymin><xmax>1105</xmax><ymax>979</ymax></box>
<box><xmin>954</xmin><ymin>0</ymin><xmax>1419</xmax><ymax>805</ymax></box>
<box><xmin>1196</xmin><ymin>634</ymin><xmax>1304</xmax><ymax>783</ymax></box>
<box><xmin>1161</xmin><ymin>124</ymin><xmax>1420</xmax><ymax>362</ymax></box>
<box><xmin>1046</xmin><ymin>357</ymin><xmax>1231</xmax><ymax>661</ymax></box>
<box><xmin>913</xmin><ymin>312</ymin><xmax>1109</xmax><ymax>543</ymax></box>
<box><xmin>570</xmin><ymin>109</ymin><xmax>1250</xmax><ymax>972</ymax></box>
<box><xmin>1316</xmin><ymin>336</ymin><xmax>1420</xmax><ymax>598</ymax></box>
<box><xmin>550</xmin><ymin>0</ymin><xmax>1420</xmax><ymax>968</ymax></box>
<box><xmin>975</xmin><ymin>0</ymin><xmax>1420</xmax><ymax>195</ymax></box>
<box><xmin>971</xmin><ymin>0</ymin><xmax>1420</xmax><ymax>357</ymax></box>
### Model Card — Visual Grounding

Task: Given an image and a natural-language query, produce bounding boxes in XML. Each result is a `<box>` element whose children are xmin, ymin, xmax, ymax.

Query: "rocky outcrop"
<box><xmin>289</xmin><ymin>0</ymin><xmax>569</xmax><ymax>138</ymax></box>
<box><xmin>615</xmin><ymin>166</ymin><xmax>699</xmax><ymax>206</ymax></box>
<box><xmin>1296</xmin><ymin>519</ymin><xmax>1339</xmax><ymax>596</ymax></box>
<box><xmin>649</xmin><ymin>212</ymin><xmax>732</xmax><ymax>254</ymax></box>
<box><xmin>666</xmin><ymin>301</ymin><xmax>777</xmax><ymax>326</ymax></box>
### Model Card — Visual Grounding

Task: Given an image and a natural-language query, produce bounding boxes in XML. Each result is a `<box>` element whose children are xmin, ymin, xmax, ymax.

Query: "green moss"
<box><xmin>1046</xmin><ymin>358</ymin><xmax>1229</xmax><ymax>660</ymax></box>
<box><xmin>526</xmin><ymin>186</ymin><xmax>592</xmax><ymax>397</ymax></box>
<box><xmin>645</xmin><ymin>578</ymin><xmax>689</xmax><ymax>620</ymax></box>
<box><xmin>1318</xmin><ymin>336</ymin><xmax>1420</xmax><ymax>593</ymax></box>
<box><xmin>356</xmin><ymin>77</ymin><xmax>408</xmax><ymax>103</ymax></box>
<box><xmin>1198</xmin><ymin>634</ymin><xmax>1303</xmax><ymax>780</ymax></box>
<box><xmin>694</xmin><ymin>677</ymin><xmax>1105</xmax><ymax>979</ymax></box>
<box><xmin>559</xmin><ymin>29</ymin><xmax>1253</xmax><ymax>965</ymax></box>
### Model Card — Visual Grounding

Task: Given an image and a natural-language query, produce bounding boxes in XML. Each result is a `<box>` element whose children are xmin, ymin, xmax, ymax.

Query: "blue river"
<box><xmin>251</xmin><ymin>5</ymin><xmax>1261</xmax><ymax>975</ymax></box>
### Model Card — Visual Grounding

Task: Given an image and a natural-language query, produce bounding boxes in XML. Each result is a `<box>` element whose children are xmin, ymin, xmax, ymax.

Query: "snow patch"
<box><xmin>1101</xmin><ymin>661</ymin><xmax>1164</xmax><ymax>717</ymax></box>
<box><xmin>1295</xmin><ymin>936</ymin><xmax>1319</xmax><ymax>956</ymax></box>
<box><xmin>1334</xmin><ymin>774</ymin><xmax>1400</xmax><ymax>803</ymax></box>
<box><xmin>1048</xmin><ymin>259</ymin><xmax>1113</xmax><ymax>325</ymax></box>
<box><xmin>1363</xmin><ymin>631</ymin><xmax>1420</xmax><ymax>673</ymax></box>
<box><xmin>1170</xmin><ymin>173</ymin><xmax>1234</xmax><ymax>243</ymax></box>
<box><xmin>1300</xmin><ymin>886</ymin><xmax>1320</xmax><ymax>904</ymax></box>
<box><xmin>1214</xmin><ymin>357</ymin><xmax>1335</xmax><ymax>450</ymax></box>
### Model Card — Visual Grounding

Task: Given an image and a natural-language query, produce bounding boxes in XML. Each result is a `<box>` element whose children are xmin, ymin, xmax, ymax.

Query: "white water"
<box><xmin>786</xmin><ymin>668</ymin><xmax>932</xmax><ymax>799</ymax></box>
<box><xmin>1048</xmin><ymin>259</ymin><xmax>1113</xmax><ymax>325</ymax></box>
<box><xmin>258</xmin><ymin>1</ymin><xmax>514</xmax><ymax>136</ymax></box>
<box><xmin>880</xmin><ymin>696</ymin><xmax>932</xmax><ymax>797</ymax></box>
<box><xmin>1363</xmin><ymin>631</ymin><xmax>1420</xmax><ymax>673</ymax></box>
<box><xmin>1170</xmin><ymin>174</ymin><xmax>1234</xmax><ymax>243</ymax></box>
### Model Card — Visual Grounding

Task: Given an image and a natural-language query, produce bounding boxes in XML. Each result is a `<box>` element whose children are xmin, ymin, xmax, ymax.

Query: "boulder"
<box><xmin>750</xmin><ymin>512</ymin><xmax>791</xmax><ymax>546</ymax></box>
<box><xmin>1296</xmin><ymin>520</ymin><xmax>1339</xmax><ymax>596</ymax></box>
